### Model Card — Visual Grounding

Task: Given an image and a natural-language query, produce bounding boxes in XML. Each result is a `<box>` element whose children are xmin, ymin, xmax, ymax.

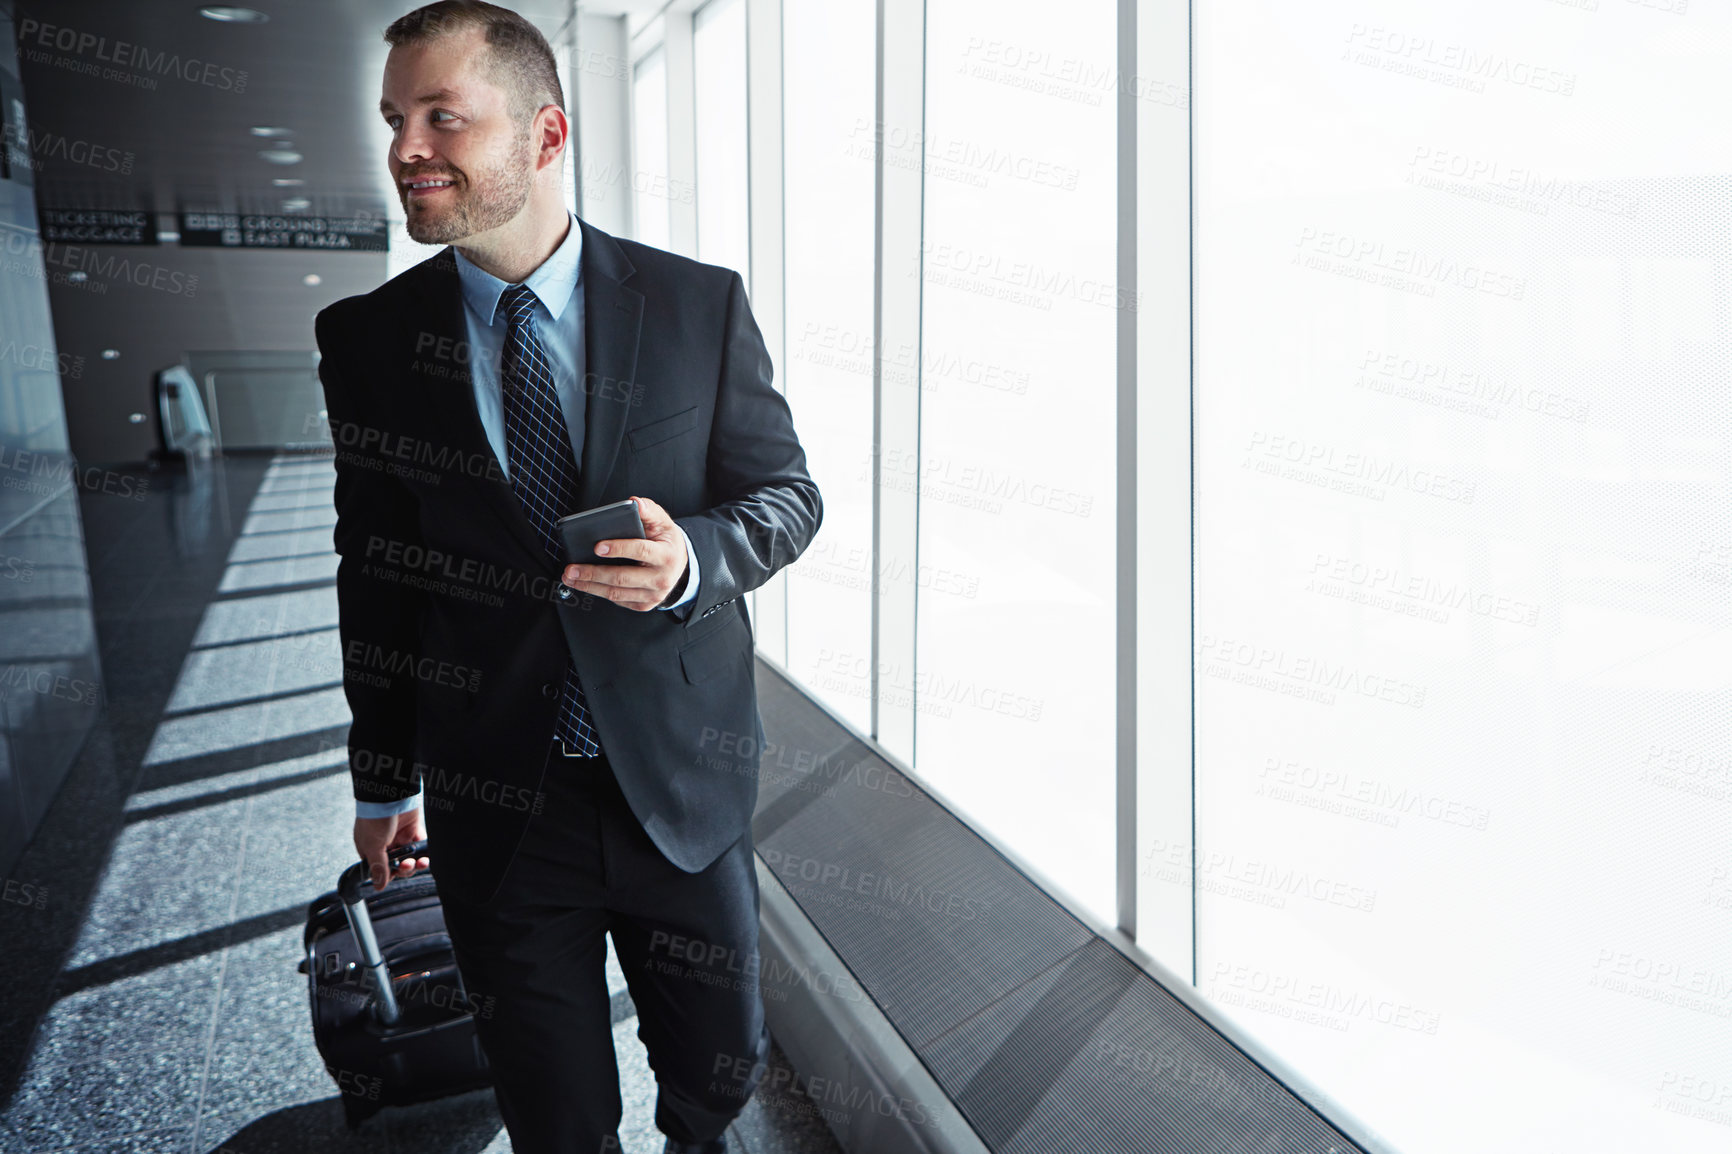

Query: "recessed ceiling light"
<box><xmin>303</xmin><ymin>274</ymin><xmax>322</xmax><ymax>286</ymax></box>
<box><xmin>199</xmin><ymin>7</ymin><xmax>269</xmax><ymax>23</ymax></box>
<box><xmin>250</xmin><ymin>126</ymin><xmax>292</xmax><ymax>137</ymax></box>
<box><xmin>281</xmin><ymin>197</ymin><xmax>310</xmax><ymax>212</ymax></box>
<box><xmin>259</xmin><ymin>149</ymin><xmax>302</xmax><ymax>165</ymax></box>
<box><xmin>271</xmin><ymin>178</ymin><xmax>305</xmax><ymax>187</ymax></box>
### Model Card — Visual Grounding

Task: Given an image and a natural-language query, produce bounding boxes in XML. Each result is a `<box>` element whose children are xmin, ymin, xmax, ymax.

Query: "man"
<box><xmin>313</xmin><ymin>3</ymin><xmax>822</xmax><ymax>1151</ymax></box>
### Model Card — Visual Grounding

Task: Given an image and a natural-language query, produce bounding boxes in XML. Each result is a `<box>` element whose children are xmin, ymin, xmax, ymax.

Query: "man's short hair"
<box><xmin>384</xmin><ymin>1</ymin><xmax>564</xmax><ymax>126</ymax></box>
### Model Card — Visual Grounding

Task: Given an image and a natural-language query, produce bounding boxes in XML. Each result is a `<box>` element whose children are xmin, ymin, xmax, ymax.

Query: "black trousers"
<box><xmin>437</xmin><ymin>741</ymin><xmax>771</xmax><ymax>1153</ymax></box>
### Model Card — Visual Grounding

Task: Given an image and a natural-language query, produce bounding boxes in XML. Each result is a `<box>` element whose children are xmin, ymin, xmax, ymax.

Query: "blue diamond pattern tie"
<box><xmin>497</xmin><ymin>283</ymin><xmax>600</xmax><ymax>757</ymax></box>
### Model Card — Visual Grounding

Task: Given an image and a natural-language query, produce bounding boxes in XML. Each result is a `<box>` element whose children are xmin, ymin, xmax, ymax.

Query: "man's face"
<box><xmin>379</xmin><ymin>27</ymin><xmax>536</xmax><ymax>245</ymax></box>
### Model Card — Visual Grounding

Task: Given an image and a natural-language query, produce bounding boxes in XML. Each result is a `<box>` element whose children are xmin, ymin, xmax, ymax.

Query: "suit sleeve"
<box><xmin>356</xmin><ymin>787</ymin><xmax>423</xmax><ymax>819</ymax></box>
<box><xmin>673</xmin><ymin>271</ymin><xmax>823</xmax><ymax>619</ymax></box>
<box><xmin>316</xmin><ymin>306</ymin><xmax>426</xmax><ymax>809</ymax></box>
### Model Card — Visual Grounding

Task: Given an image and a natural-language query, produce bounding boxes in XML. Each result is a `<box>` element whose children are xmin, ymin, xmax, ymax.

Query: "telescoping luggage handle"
<box><xmin>337</xmin><ymin>839</ymin><xmax>430</xmax><ymax>1026</ymax></box>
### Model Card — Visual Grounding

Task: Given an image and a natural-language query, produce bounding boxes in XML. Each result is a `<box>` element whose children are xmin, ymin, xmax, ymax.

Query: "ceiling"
<box><xmin>14</xmin><ymin>0</ymin><xmax>661</xmax><ymax>225</ymax></box>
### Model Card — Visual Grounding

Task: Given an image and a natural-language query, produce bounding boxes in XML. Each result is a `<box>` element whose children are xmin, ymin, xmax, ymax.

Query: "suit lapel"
<box><xmin>575</xmin><ymin>218</ymin><xmax>644</xmax><ymax>512</ymax></box>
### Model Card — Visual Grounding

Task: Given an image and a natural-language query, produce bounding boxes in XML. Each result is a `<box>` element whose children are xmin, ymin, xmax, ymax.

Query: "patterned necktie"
<box><xmin>497</xmin><ymin>283</ymin><xmax>600</xmax><ymax>757</ymax></box>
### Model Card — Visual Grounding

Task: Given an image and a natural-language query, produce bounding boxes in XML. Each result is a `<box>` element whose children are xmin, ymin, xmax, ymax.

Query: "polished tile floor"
<box><xmin>1</xmin><ymin>453</ymin><xmax>845</xmax><ymax>1154</ymax></box>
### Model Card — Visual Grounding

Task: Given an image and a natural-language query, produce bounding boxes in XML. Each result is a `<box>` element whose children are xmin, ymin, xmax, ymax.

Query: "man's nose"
<box><xmin>391</xmin><ymin>127</ymin><xmax>437</xmax><ymax>167</ymax></box>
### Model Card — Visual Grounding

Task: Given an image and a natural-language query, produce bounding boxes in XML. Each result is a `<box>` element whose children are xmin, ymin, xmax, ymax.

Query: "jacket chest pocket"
<box><xmin>627</xmin><ymin>405</ymin><xmax>700</xmax><ymax>453</ymax></box>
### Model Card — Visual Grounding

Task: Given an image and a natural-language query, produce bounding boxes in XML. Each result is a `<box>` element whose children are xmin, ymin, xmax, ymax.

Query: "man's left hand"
<box><xmin>561</xmin><ymin>495</ymin><xmax>689</xmax><ymax>611</ymax></box>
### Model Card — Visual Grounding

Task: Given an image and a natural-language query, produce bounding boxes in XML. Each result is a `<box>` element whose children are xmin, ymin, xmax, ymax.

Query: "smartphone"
<box><xmin>555</xmin><ymin>499</ymin><xmax>646</xmax><ymax>566</ymax></box>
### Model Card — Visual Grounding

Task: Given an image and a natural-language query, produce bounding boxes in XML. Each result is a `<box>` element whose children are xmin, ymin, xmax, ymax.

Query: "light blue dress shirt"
<box><xmin>355</xmin><ymin>211</ymin><xmax>699</xmax><ymax>820</ymax></box>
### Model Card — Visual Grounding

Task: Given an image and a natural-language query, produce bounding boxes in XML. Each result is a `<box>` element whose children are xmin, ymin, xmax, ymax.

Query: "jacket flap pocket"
<box><xmin>680</xmin><ymin>614</ymin><xmax>742</xmax><ymax>684</ymax></box>
<box><xmin>627</xmin><ymin>405</ymin><xmax>699</xmax><ymax>452</ymax></box>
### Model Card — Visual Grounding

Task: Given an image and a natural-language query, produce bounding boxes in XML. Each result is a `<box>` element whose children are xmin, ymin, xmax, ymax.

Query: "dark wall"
<box><xmin>0</xmin><ymin>0</ymin><xmax>103</xmax><ymax>882</ymax></box>
<box><xmin>47</xmin><ymin>240</ymin><xmax>388</xmax><ymax>466</ymax></box>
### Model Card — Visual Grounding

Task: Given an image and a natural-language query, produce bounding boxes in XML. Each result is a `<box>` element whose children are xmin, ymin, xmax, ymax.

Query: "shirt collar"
<box><xmin>452</xmin><ymin>209</ymin><xmax>584</xmax><ymax>325</ymax></box>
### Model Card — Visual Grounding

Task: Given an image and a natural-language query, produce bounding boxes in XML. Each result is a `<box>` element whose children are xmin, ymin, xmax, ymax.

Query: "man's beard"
<box><xmin>402</xmin><ymin>138</ymin><xmax>534</xmax><ymax>245</ymax></box>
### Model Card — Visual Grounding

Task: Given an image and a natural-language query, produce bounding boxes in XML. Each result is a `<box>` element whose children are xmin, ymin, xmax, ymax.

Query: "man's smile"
<box><xmin>404</xmin><ymin>177</ymin><xmax>457</xmax><ymax>199</ymax></box>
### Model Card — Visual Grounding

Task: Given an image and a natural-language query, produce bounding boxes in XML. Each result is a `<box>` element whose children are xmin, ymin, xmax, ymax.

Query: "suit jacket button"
<box><xmin>540</xmin><ymin>681</ymin><xmax>555</xmax><ymax>698</ymax></box>
<box><xmin>555</xmin><ymin>585</ymin><xmax>575</xmax><ymax>602</ymax></box>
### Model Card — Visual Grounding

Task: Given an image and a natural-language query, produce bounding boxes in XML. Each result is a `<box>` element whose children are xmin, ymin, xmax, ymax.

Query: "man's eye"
<box><xmin>431</xmin><ymin>110</ymin><xmax>456</xmax><ymax>123</ymax></box>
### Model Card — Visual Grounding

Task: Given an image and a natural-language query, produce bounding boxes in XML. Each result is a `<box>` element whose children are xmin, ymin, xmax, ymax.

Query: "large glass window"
<box><xmin>916</xmin><ymin>0</ymin><xmax>1119</xmax><ymax>923</ymax></box>
<box><xmin>781</xmin><ymin>0</ymin><xmax>876</xmax><ymax>735</ymax></box>
<box><xmin>630</xmin><ymin>47</ymin><xmax>670</xmax><ymax>250</ymax></box>
<box><xmin>597</xmin><ymin>0</ymin><xmax>1732</xmax><ymax>1144</ymax></box>
<box><xmin>693</xmin><ymin>0</ymin><xmax>749</xmax><ymax>282</ymax></box>
<box><xmin>1195</xmin><ymin>3</ymin><xmax>1729</xmax><ymax>1149</ymax></box>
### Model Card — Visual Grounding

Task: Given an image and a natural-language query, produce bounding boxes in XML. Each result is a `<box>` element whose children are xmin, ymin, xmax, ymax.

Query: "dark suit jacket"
<box><xmin>314</xmin><ymin>217</ymin><xmax>822</xmax><ymax>905</ymax></box>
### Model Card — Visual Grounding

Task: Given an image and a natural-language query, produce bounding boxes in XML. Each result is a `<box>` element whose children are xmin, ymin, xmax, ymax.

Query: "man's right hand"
<box><xmin>354</xmin><ymin>807</ymin><xmax>430</xmax><ymax>892</ymax></box>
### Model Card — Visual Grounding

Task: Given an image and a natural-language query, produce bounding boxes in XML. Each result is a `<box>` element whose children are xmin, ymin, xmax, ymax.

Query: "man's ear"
<box><xmin>536</xmin><ymin>105</ymin><xmax>568</xmax><ymax>172</ymax></box>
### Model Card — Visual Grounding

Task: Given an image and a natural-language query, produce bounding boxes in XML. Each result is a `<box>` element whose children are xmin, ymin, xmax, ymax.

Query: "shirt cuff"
<box><xmin>356</xmin><ymin>787</ymin><xmax>423</xmax><ymax>819</ymax></box>
<box><xmin>660</xmin><ymin>523</ymin><xmax>700</xmax><ymax>611</ymax></box>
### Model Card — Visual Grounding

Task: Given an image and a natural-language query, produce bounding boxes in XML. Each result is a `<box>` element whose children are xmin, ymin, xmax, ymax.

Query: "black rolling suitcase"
<box><xmin>298</xmin><ymin>840</ymin><xmax>494</xmax><ymax>1128</ymax></box>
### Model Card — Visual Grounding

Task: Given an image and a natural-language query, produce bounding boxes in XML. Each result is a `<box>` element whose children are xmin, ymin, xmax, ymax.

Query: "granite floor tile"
<box><xmin>130</xmin><ymin>725</ymin><xmax>350</xmax><ymax>796</ymax></box>
<box><xmin>191</xmin><ymin>588</ymin><xmax>341</xmax><ymax>648</ymax></box>
<box><xmin>240</xmin><ymin>508</ymin><xmax>337</xmax><ymax>535</ymax></box>
<box><xmin>224</xmin><ymin>529</ymin><xmax>336</xmax><ymax>564</ymax></box>
<box><xmin>64</xmin><ymin>794</ymin><xmax>252</xmax><ymax>970</ymax></box>
<box><xmin>258</xmin><ymin>471</ymin><xmax>334</xmax><ymax>486</ymax></box>
<box><xmin>195</xmin><ymin>1096</ymin><xmax>432</xmax><ymax>1154</ymax></box>
<box><xmin>244</xmin><ymin>488</ymin><xmax>335</xmax><ymax>510</ymax></box>
<box><xmin>164</xmin><ymin>631</ymin><xmax>341</xmax><ymax>715</ymax></box>
<box><xmin>227</xmin><ymin>771</ymin><xmax>362</xmax><ymax>922</ymax></box>
<box><xmin>260</xmin><ymin>460</ymin><xmax>334</xmax><ymax>479</ymax></box>
<box><xmin>124</xmin><ymin>747</ymin><xmax>343</xmax><ymax>819</ymax></box>
<box><xmin>0</xmin><ymin>606</ymin><xmax>99</xmax><ymax>661</ymax></box>
<box><xmin>246</xmin><ymin>490</ymin><xmax>336</xmax><ymax>513</ymax></box>
<box><xmin>1</xmin><ymin>955</ymin><xmax>223</xmax><ymax>1152</ymax></box>
<box><xmin>142</xmin><ymin>686</ymin><xmax>351</xmax><ymax>768</ymax></box>
<box><xmin>216</xmin><ymin>555</ymin><xmax>339</xmax><ymax>593</ymax></box>
<box><xmin>46</xmin><ymin>1125</ymin><xmax>194</xmax><ymax>1154</ymax></box>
